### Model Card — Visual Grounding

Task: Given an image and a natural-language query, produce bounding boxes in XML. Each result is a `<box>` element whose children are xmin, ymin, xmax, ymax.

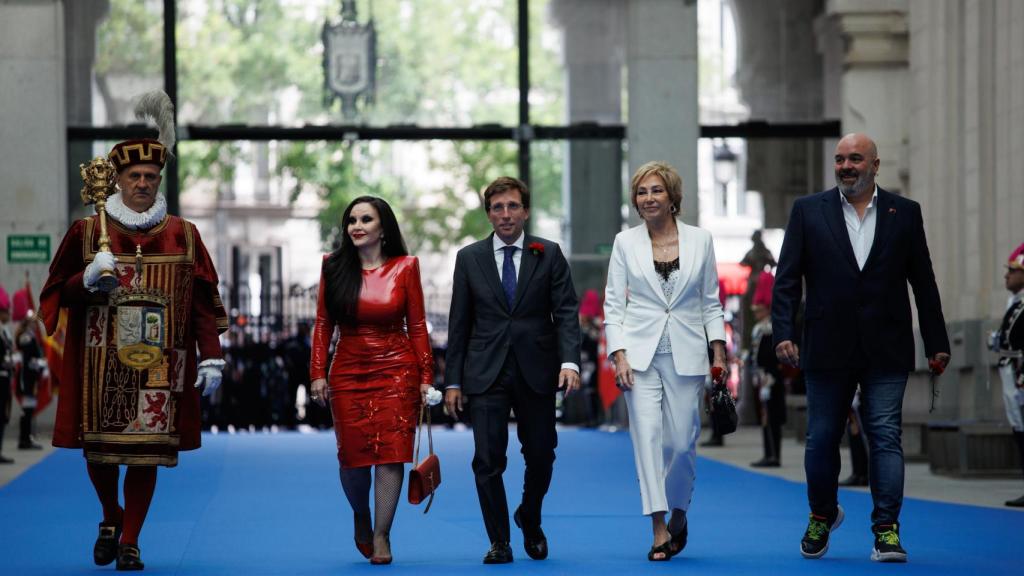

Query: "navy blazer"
<box><xmin>772</xmin><ymin>187</ymin><xmax>950</xmax><ymax>373</ymax></box>
<box><xmin>445</xmin><ymin>234</ymin><xmax>581</xmax><ymax>395</ymax></box>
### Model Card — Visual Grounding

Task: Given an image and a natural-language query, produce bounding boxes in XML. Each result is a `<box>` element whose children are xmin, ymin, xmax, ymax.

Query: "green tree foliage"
<box><xmin>100</xmin><ymin>0</ymin><xmax>565</xmax><ymax>251</ymax></box>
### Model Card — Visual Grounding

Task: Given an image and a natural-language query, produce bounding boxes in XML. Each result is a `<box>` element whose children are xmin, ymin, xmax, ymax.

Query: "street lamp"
<box><xmin>713</xmin><ymin>140</ymin><xmax>737</xmax><ymax>216</ymax></box>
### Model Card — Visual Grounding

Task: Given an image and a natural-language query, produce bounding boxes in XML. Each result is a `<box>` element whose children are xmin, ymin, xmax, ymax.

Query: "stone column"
<box><xmin>0</xmin><ymin>0</ymin><xmax>68</xmax><ymax>296</ymax></box>
<box><xmin>626</xmin><ymin>0</ymin><xmax>699</xmax><ymax>224</ymax></box>
<box><xmin>823</xmin><ymin>0</ymin><xmax>910</xmax><ymax>194</ymax></box>
<box><xmin>550</xmin><ymin>0</ymin><xmax>625</xmax><ymax>295</ymax></box>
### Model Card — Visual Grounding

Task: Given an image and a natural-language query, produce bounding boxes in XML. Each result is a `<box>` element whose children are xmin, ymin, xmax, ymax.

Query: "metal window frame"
<box><xmin>66</xmin><ymin>0</ymin><xmax>840</xmax><ymax>216</ymax></box>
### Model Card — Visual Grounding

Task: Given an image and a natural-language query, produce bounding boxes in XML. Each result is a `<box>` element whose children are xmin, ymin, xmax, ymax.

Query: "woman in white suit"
<box><xmin>604</xmin><ymin>161</ymin><xmax>727</xmax><ymax>561</ymax></box>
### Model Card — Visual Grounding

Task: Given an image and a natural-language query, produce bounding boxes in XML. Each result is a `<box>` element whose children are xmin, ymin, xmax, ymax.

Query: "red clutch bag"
<box><xmin>408</xmin><ymin>405</ymin><xmax>441</xmax><ymax>513</ymax></box>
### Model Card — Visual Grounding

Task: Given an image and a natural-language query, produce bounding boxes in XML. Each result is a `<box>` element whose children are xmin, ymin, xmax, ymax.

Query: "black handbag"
<box><xmin>708</xmin><ymin>382</ymin><xmax>738</xmax><ymax>436</ymax></box>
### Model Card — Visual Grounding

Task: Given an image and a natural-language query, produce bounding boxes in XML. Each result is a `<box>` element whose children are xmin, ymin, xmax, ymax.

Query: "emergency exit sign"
<box><xmin>7</xmin><ymin>235</ymin><xmax>50</xmax><ymax>264</ymax></box>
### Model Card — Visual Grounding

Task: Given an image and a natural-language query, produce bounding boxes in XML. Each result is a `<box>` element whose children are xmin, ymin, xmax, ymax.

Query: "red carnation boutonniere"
<box><xmin>528</xmin><ymin>242</ymin><xmax>545</xmax><ymax>256</ymax></box>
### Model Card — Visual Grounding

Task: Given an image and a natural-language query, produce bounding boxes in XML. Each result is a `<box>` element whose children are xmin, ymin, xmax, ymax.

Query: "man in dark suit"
<box><xmin>445</xmin><ymin>176</ymin><xmax>581</xmax><ymax>564</ymax></box>
<box><xmin>773</xmin><ymin>133</ymin><xmax>950</xmax><ymax>564</ymax></box>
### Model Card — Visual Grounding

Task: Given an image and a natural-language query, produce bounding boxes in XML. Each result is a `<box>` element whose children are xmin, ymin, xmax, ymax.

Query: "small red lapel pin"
<box><xmin>888</xmin><ymin>207</ymin><xmax>896</xmax><ymax>214</ymax></box>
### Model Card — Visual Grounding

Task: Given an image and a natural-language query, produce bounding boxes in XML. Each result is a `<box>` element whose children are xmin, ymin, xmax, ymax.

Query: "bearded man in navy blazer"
<box><xmin>773</xmin><ymin>133</ymin><xmax>950</xmax><ymax>564</ymax></box>
<box><xmin>445</xmin><ymin>176</ymin><xmax>581</xmax><ymax>564</ymax></box>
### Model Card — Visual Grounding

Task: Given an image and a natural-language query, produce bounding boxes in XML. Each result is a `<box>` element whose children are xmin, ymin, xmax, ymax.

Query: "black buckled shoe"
<box><xmin>116</xmin><ymin>543</ymin><xmax>145</xmax><ymax>571</ymax></box>
<box><xmin>513</xmin><ymin>506</ymin><xmax>548</xmax><ymax>560</ymax></box>
<box><xmin>483</xmin><ymin>541</ymin><xmax>513</xmax><ymax>564</ymax></box>
<box><xmin>93</xmin><ymin>522</ymin><xmax>121</xmax><ymax>566</ymax></box>
<box><xmin>800</xmin><ymin>505</ymin><xmax>844</xmax><ymax>559</ymax></box>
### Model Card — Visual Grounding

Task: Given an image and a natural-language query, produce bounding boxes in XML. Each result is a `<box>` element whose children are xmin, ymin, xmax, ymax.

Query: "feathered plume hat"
<box><xmin>1008</xmin><ymin>242</ymin><xmax>1024</xmax><ymax>271</ymax></box>
<box><xmin>108</xmin><ymin>91</ymin><xmax>176</xmax><ymax>172</ymax></box>
<box><xmin>751</xmin><ymin>270</ymin><xmax>775</xmax><ymax>311</ymax></box>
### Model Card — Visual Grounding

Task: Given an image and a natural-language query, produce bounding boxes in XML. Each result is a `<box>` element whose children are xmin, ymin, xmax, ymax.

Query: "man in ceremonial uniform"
<box><xmin>993</xmin><ymin>242</ymin><xmax>1024</xmax><ymax>507</ymax></box>
<box><xmin>11</xmin><ymin>288</ymin><xmax>46</xmax><ymax>450</ymax></box>
<box><xmin>40</xmin><ymin>91</ymin><xmax>228</xmax><ymax>571</ymax></box>
<box><xmin>0</xmin><ymin>284</ymin><xmax>13</xmax><ymax>464</ymax></box>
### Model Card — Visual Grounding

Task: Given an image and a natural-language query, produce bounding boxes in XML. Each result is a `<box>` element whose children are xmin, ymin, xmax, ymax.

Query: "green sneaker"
<box><xmin>871</xmin><ymin>523</ymin><xmax>907</xmax><ymax>563</ymax></box>
<box><xmin>800</xmin><ymin>505</ymin><xmax>844</xmax><ymax>559</ymax></box>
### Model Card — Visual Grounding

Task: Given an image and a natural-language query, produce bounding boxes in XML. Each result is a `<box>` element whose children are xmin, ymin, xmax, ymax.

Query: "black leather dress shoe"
<box><xmin>514</xmin><ymin>506</ymin><xmax>548</xmax><ymax>560</ymax></box>
<box><xmin>93</xmin><ymin>522</ymin><xmax>121</xmax><ymax>566</ymax></box>
<box><xmin>750</xmin><ymin>458</ymin><xmax>781</xmax><ymax>468</ymax></box>
<box><xmin>483</xmin><ymin>542</ymin><xmax>513</xmax><ymax>564</ymax></box>
<box><xmin>116</xmin><ymin>543</ymin><xmax>144</xmax><ymax>571</ymax></box>
<box><xmin>838</xmin><ymin>474</ymin><xmax>869</xmax><ymax>487</ymax></box>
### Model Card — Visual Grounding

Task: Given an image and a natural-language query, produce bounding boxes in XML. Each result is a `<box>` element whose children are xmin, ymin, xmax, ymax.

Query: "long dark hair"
<box><xmin>324</xmin><ymin>196</ymin><xmax>408</xmax><ymax>324</ymax></box>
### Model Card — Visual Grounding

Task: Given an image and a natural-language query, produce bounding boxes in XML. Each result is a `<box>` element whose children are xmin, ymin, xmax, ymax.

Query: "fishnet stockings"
<box><xmin>339</xmin><ymin>463</ymin><xmax>405</xmax><ymax>558</ymax></box>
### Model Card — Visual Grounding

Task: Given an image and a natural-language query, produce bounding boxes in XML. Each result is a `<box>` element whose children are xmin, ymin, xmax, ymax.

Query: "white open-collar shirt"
<box><xmin>840</xmin><ymin>185</ymin><xmax>878</xmax><ymax>270</ymax></box>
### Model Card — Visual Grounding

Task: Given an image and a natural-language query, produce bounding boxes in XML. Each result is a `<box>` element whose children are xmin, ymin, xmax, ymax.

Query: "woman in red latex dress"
<box><xmin>310</xmin><ymin>196</ymin><xmax>433</xmax><ymax>565</ymax></box>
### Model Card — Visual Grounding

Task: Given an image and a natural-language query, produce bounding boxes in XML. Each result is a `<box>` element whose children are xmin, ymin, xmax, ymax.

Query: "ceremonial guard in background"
<box><xmin>40</xmin><ymin>91</ymin><xmax>228</xmax><ymax>571</ymax></box>
<box><xmin>11</xmin><ymin>288</ymin><xmax>47</xmax><ymax>450</ymax></box>
<box><xmin>0</xmin><ymin>284</ymin><xmax>13</xmax><ymax>464</ymax></box>
<box><xmin>993</xmin><ymin>242</ymin><xmax>1024</xmax><ymax>507</ymax></box>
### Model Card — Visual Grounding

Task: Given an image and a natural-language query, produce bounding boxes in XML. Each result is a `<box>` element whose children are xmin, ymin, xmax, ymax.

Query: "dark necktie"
<box><xmin>501</xmin><ymin>245</ymin><xmax>517</xmax><ymax>308</ymax></box>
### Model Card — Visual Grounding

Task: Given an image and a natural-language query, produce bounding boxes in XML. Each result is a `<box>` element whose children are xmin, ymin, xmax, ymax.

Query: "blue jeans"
<box><xmin>805</xmin><ymin>368</ymin><xmax>908</xmax><ymax>527</ymax></box>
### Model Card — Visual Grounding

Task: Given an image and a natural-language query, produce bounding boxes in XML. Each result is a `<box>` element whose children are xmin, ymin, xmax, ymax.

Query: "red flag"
<box><xmin>596</xmin><ymin>332</ymin><xmax>620</xmax><ymax>410</ymax></box>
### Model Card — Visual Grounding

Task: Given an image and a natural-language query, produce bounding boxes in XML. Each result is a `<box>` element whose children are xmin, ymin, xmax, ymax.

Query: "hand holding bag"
<box><xmin>408</xmin><ymin>405</ymin><xmax>441</xmax><ymax>513</ymax></box>
<box><xmin>708</xmin><ymin>366</ymin><xmax>738</xmax><ymax>436</ymax></box>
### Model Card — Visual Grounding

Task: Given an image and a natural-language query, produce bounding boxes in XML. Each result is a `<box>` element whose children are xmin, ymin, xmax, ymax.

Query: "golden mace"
<box><xmin>79</xmin><ymin>157</ymin><xmax>120</xmax><ymax>293</ymax></box>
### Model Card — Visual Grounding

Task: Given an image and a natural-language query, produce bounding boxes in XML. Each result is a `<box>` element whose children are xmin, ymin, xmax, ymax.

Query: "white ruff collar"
<box><xmin>103</xmin><ymin>192</ymin><xmax>168</xmax><ymax>230</ymax></box>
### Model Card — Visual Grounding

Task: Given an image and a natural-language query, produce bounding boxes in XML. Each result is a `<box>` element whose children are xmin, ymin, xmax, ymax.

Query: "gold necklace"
<box><xmin>652</xmin><ymin>237</ymin><xmax>677</xmax><ymax>256</ymax></box>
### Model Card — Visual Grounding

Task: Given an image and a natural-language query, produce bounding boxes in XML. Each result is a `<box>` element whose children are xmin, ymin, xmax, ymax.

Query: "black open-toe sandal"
<box><xmin>647</xmin><ymin>540</ymin><xmax>674</xmax><ymax>561</ymax></box>
<box><xmin>668</xmin><ymin>521</ymin><xmax>688</xmax><ymax>557</ymax></box>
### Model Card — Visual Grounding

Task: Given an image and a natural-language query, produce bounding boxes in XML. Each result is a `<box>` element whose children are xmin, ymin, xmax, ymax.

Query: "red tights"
<box><xmin>86</xmin><ymin>463</ymin><xmax>158</xmax><ymax>545</ymax></box>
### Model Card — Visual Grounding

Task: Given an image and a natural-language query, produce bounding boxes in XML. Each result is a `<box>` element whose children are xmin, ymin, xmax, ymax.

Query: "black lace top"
<box><xmin>654</xmin><ymin>257</ymin><xmax>680</xmax><ymax>282</ymax></box>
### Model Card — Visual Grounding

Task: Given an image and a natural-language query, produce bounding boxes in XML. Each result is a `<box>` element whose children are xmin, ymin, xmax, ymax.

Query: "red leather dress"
<box><xmin>310</xmin><ymin>256</ymin><xmax>433</xmax><ymax>468</ymax></box>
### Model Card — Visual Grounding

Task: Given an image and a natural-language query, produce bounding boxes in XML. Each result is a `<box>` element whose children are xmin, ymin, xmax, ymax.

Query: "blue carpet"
<box><xmin>0</xmin><ymin>428</ymin><xmax>1020</xmax><ymax>575</ymax></box>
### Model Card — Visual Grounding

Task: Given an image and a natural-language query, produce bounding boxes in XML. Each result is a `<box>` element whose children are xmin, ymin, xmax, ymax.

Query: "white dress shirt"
<box><xmin>840</xmin><ymin>185</ymin><xmax>878</xmax><ymax>270</ymax></box>
<box><xmin>493</xmin><ymin>233</ymin><xmax>525</xmax><ymax>281</ymax></box>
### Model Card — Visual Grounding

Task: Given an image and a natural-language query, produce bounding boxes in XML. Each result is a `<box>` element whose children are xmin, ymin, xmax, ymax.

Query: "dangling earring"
<box><xmin>671</xmin><ymin>205</ymin><xmax>678</xmax><ymax>214</ymax></box>
<box><xmin>381</xmin><ymin>235</ymin><xmax>386</xmax><ymax>246</ymax></box>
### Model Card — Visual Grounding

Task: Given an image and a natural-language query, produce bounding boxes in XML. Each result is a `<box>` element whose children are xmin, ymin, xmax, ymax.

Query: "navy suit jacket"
<box><xmin>445</xmin><ymin>234</ymin><xmax>581</xmax><ymax>395</ymax></box>
<box><xmin>772</xmin><ymin>187</ymin><xmax>950</xmax><ymax>373</ymax></box>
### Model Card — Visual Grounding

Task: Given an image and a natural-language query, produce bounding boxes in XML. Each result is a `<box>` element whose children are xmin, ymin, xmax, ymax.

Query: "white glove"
<box><xmin>425</xmin><ymin>386</ymin><xmax>443</xmax><ymax>406</ymax></box>
<box><xmin>195</xmin><ymin>358</ymin><xmax>226</xmax><ymax>397</ymax></box>
<box><xmin>84</xmin><ymin>251</ymin><xmax>117</xmax><ymax>292</ymax></box>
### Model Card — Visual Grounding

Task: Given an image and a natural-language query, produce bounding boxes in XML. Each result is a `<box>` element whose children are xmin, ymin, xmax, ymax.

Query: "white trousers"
<box><xmin>624</xmin><ymin>353</ymin><xmax>704</xmax><ymax>516</ymax></box>
<box><xmin>998</xmin><ymin>363</ymin><xmax>1024</xmax><ymax>431</ymax></box>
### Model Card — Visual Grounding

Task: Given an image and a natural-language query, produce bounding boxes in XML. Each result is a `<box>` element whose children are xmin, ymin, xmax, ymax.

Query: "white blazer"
<box><xmin>603</xmin><ymin>221</ymin><xmax>726</xmax><ymax>376</ymax></box>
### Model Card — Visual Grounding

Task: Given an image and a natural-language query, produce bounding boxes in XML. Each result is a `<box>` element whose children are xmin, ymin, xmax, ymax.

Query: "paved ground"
<box><xmin>695</xmin><ymin>425</ymin><xmax>1024</xmax><ymax>510</ymax></box>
